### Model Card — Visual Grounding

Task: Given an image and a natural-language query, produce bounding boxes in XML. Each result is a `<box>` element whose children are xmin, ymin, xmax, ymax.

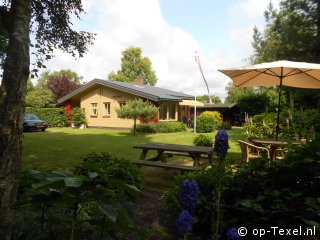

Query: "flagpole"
<box><xmin>194</xmin><ymin>76</ymin><xmax>197</xmax><ymax>134</ymax></box>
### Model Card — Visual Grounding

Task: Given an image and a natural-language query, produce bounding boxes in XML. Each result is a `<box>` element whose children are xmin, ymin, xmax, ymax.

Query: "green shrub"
<box><xmin>25</xmin><ymin>107</ymin><xmax>68</xmax><ymax>127</ymax></box>
<box><xmin>223</xmin><ymin>141</ymin><xmax>320</xmax><ymax>231</ymax></box>
<box><xmin>291</xmin><ymin>109</ymin><xmax>320</xmax><ymax>139</ymax></box>
<box><xmin>74</xmin><ymin>152</ymin><xmax>144</xmax><ymax>190</ymax></box>
<box><xmin>193</xmin><ymin>134</ymin><xmax>213</xmax><ymax>147</ymax></box>
<box><xmin>136</xmin><ymin>121</ymin><xmax>187</xmax><ymax>133</ymax></box>
<box><xmin>71</xmin><ymin>107</ymin><xmax>87</xmax><ymax>127</ymax></box>
<box><xmin>15</xmin><ymin>152</ymin><xmax>144</xmax><ymax>239</ymax></box>
<box><xmin>164</xmin><ymin>140</ymin><xmax>320</xmax><ymax>238</ymax></box>
<box><xmin>195</xmin><ymin>115</ymin><xmax>216</xmax><ymax>133</ymax></box>
<box><xmin>243</xmin><ymin>110</ymin><xmax>320</xmax><ymax>139</ymax></box>
<box><xmin>243</xmin><ymin>112</ymin><xmax>283</xmax><ymax>138</ymax></box>
<box><xmin>200</xmin><ymin>111</ymin><xmax>222</xmax><ymax>123</ymax></box>
<box><xmin>218</xmin><ymin>122</ymin><xmax>232</xmax><ymax>130</ymax></box>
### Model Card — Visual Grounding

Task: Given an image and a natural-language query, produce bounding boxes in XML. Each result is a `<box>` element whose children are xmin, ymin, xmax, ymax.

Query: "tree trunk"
<box><xmin>289</xmin><ymin>88</ymin><xmax>294</xmax><ymax>114</ymax></box>
<box><xmin>0</xmin><ymin>0</ymin><xmax>31</xmax><ymax>239</ymax></box>
<box><xmin>133</xmin><ymin>118</ymin><xmax>137</xmax><ymax>135</ymax></box>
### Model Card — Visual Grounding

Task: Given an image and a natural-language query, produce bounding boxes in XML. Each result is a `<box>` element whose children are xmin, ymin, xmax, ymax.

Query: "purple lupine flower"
<box><xmin>175</xmin><ymin>210</ymin><xmax>193</xmax><ymax>235</ymax></box>
<box><xmin>214</xmin><ymin>129</ymin><xmax>230</xmax><ymax>160</ymax></box>
<box><xmin>180</xmin><ymin>179</ymin><xmax>199</xmax><ymax>212</ymax></box>
<box><xmin>226</xmin><ymin>227</ymin><xmax>241</xmax><ymax>240</ymax></box>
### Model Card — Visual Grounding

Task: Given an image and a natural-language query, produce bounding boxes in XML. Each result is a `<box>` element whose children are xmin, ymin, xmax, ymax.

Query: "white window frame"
<box><xmin>90</xmin><ymin>103</ymin><xmax>98</xmax><ymax>116</ymax></box>
<box><xmin>103</xmin><ymin>102</ymin><xmax>111</xmax><ymax>116</ymax></box>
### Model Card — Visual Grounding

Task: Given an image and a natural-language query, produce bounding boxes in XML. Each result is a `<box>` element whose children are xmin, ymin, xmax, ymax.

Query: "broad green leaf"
<box><xmin>87</xmin><ymin>171</ymin><xmax>98</xmax><ymax>179</ymax></box>
<box><xmin>97</xmin><ymin>202</ymin><xmax>118</xmax><ymax>222</ymax></box>
<box><xmin>64</xmin><ymin>176</ymin><xmax>88</xmax><ymax>187</ymax></box>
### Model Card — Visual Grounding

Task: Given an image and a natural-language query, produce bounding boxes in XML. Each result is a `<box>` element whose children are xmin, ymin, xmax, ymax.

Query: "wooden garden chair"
<box><xmin>238</xmin><ymin>140</ymin><xmax>270</xmax><ymax>162</ymax></box>
<box><xmin>273</xmin><ymin>147</ymin><xmax>288</xmax><ymax>160</ymax></box>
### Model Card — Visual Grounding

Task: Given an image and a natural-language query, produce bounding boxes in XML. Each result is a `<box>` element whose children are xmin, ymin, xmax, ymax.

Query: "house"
<box><xmin>58</xmin><ymin>78</ymin><xmax>195</xmax><ymax>128</ymax></box>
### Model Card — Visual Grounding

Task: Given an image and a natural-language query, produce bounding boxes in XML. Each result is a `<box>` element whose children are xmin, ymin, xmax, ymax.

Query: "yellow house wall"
<box><xmin>80</xmin><ymin>86</ymin><xmax>139</xmax><ymax>128</ymax></box>
<box><xmin>79</xmin><ymin>85</ymin><xmax>181</xmax><ymax>128</ymax></box>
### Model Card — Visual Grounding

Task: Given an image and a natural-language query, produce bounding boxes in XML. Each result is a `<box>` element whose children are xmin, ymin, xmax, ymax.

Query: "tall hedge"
<box><xmin>25</xmin><ymin>107</ymin><xmax>68</xmax><ymax>127</ymax></box>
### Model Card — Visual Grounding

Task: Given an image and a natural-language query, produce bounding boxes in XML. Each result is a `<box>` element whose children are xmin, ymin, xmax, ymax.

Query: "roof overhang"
<box><xmin>179</xmin><ymin>100</ymin><xmax>204</xmax><ymax>106</ymax></box>
<box><xmin>190</xmin><ymin>103</ymin><xmax>237</xmax><ymax>109</ymax></box>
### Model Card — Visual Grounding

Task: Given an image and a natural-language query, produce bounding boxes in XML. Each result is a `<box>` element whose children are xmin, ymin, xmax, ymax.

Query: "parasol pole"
<box><xmin>276</xmin><ymin>67</ymin><xmax>284</xmax><ymax>140</ymax></box>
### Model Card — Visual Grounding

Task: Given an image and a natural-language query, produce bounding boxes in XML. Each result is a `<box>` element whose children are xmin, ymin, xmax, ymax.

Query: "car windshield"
<box><xmin>24</xmin><ymin>114</ymin><xmax>40</xmax><ymax>120</ymax></box>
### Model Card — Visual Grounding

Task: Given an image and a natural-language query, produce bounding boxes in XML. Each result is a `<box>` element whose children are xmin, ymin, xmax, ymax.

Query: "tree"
<box><xmin>37</xmin><ymin>69</ymin><xmax>83</xmax><ymax>88</ymax></box>
<box><xmin>26</xmin><ymin>79</ymin><xmax>34</xmax><ymax>92</ymax></box>
<box><xmin>197</xmin><ymin>95</ymin><xmax>222</xmax><ymax>104</ymax></box>
<box><xmin>251</xmin><ymin>1</ymin><xmax>320</xmax><ymax>64</ymax></box>
<box><xmin>47</xmin><ymin>75</ymin><xmax>80</xmax><ymax>102</ymax></box>
<box><xmin>0</xmin><ymin>1</ymin><xmax>94</xmax><ymax>238</ymax></box>
<box><xmin>108</xmin><ymin>46</ymin><xmax>157</xmax><ymax>86</ymax></box>
<box><xmin>224</xmin><ymin>82</ymin><xmax>255</xmax><ymax>103</ymax></box>
<box><xmin>0</xmin><ymin>5</ymin><xmax>9</xmax><ymax>68</ymax></box>
<box><xmin>26</xmin><ymin>87</ymin><xmax>55</xmax><ymax>108</ymax></box>
<box><xmin>251</xmin><ymin>0</ymin><xmax>320</xmax><ymax>110</ymax></box>
<box><xmin>116</xmin><ymin>99</ymin><xmax>158</xmax><ymax>135</ymax></box>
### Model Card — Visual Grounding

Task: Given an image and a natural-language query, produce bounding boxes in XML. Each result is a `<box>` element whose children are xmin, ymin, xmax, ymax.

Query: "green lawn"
<box><xmin>22</xmin><ymin>127</ymin><xmax>246</xmax><ymax>171</ymax></box>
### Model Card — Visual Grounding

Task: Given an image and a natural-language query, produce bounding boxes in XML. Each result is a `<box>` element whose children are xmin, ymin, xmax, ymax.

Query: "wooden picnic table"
<box><xmin>133</xmin><ymin>142</ymin><xmax>214</xmax><ymax>167</ymax></box>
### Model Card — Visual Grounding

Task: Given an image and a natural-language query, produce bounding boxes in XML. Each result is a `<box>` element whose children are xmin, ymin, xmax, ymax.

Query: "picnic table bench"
<box><xmin>129</xmin><ymin>159</ymin><xmax>201</xmax><ymax>173</ymax></box>
<box><xmin>133</xmin><ymin>142</ymin><xmax>214</xmax><ymax>167</ymax></box>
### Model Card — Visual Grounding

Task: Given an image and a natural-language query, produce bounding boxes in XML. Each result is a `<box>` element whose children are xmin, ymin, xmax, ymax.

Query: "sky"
<box><xmin>44</xmin><ymin>0</ymin><xmax>280</xmax><ymax>102</ymax></box>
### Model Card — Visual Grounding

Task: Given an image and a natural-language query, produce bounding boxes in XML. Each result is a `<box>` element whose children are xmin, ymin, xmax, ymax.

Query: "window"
<box><xmin>104</xmin><ymin>102</ymin><xmax>111</xmax><ymax>116</ymax></box>
<box><xmin>160</xmin><ymin>104</ymin><xmax>167</xmax><ymax>120</ymax></box>
<box><xmin>118</xmin><ymin>101</ymin><xmax>126</xmax><ymax>107</ymax></box>
<box><xmin>91</xmin><ymin>103</ymin><xmax>98</xmax><ymax>116</ymax></box>
<box><xmin>160</xmin><ymin>103</ymin><xmax>177</xmax><ymax>120</ymax></box>
<box><xmin>169</xmin><ymin>104</ymin><xmax>176</xmax><ymax>120</ymax></box>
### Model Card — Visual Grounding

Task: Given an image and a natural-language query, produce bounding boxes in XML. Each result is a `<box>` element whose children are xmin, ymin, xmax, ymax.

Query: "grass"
<box><xmin>22</xmin><ymin>127</ymin><xmax>246</xmax><ymax>170</ymax></box>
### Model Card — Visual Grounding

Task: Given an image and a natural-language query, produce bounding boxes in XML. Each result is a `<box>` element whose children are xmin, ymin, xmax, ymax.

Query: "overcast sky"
<box><xmin>43</xmin><ymin>0</ymin><xmax>280</xmax><ymax>101</ymax></box>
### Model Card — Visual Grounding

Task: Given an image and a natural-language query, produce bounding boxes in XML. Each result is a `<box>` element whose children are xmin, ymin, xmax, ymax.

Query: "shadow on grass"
<box><xmin>22</xmin><ymin>127</ymin><xmax>244</xmax><ymax>190</ymax></box>
<box><xmin>22</xmin><ymin>128</ymin><xmax>152</xmax><ymax>170</ymax></box>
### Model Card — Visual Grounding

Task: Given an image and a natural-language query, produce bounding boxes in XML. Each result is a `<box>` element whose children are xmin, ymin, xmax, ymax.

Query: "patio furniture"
<box><xmin>218</xmin><ymin>60</ymin><xmax>320</xmax><ymax>139</ymax></box>
<box><xmin>133</xmin><ymin>142</ymin><xmax>214</xmax><ymax>167</ymax></box>
<box><xmin>238</xmin><ymin>140</ymin><xmax>270</xmax><ymax>162</ymax></box>
<box><xmin>273</xmin><ymin>147</ymin><xmax>288</xmax><ymax>160</ymax></box>
<box><xmin>250</xmin><ymin>138</ymin><xmax>301</xmax><ymax>160</ymax></box>
<box><xmin>129</xmin><ymin>159</ymin><xmax>201</xmax><ymax>173</ymax></box>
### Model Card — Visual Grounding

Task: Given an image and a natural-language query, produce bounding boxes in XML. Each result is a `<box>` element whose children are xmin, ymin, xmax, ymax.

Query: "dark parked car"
<box><xmin>23</xmin><ymin>113</ymin><xmax>48</xmax><ymax>132</ymax></box>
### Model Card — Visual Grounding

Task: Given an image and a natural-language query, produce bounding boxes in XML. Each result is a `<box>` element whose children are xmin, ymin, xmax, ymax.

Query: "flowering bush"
<box><xmin>71</xmin><ymin>107</ymin><xmax>87</xmax><ymax>127</ymax></box>
<box><xmin>200</xmin><ymin>111</ymin><xmax>222</xmax><ymax>124</ymax></box>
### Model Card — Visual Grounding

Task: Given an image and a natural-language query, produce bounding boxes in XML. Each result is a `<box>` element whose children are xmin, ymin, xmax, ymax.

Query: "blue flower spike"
<box><xmin>226</xmin><ymin>227</ymin><xmax>241</xmax><ymax>240</ymax></box>
<box><xmin>214</xmin><ymin>129</ymin><xmax>230</xmax><ymax>161</ymax></box>
<box><xmin>179</xmin><ymin>179</ymin><xmax>200</xmax><ymax>212</ymax></box>
<box><xmin>175</xmin><ymin>210</ymin><xmax>193</xmax><ymax>235</ymax></box>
